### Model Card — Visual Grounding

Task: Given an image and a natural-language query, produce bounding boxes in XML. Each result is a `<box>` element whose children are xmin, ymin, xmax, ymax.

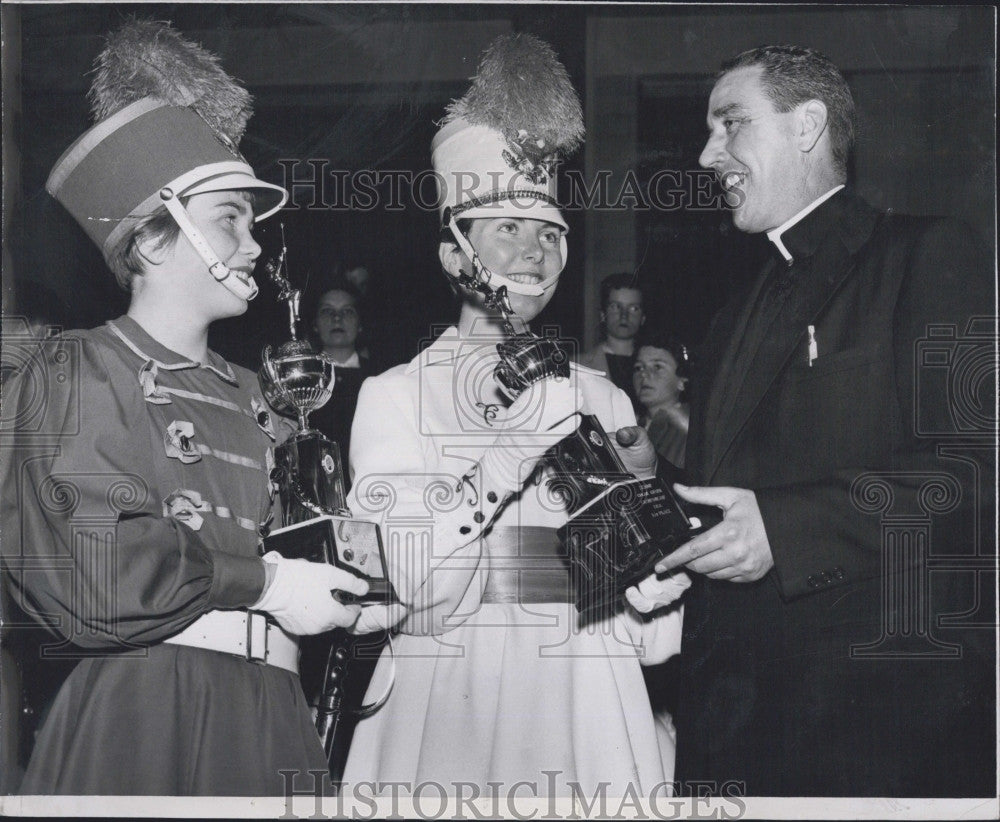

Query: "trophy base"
<box><xmin>273</xmin><ymin>431</ymin><xmax>348</xmax><ymax>526</ymax></box>
<box><xmin>262</xmin><ymin>514</ymin><xmax>398</xmax><ymax>604</ymax></box>
<box><xmin>558</xmin><ymin>477</ymin><xmax>721</xmax><ymax>613</ymax></box>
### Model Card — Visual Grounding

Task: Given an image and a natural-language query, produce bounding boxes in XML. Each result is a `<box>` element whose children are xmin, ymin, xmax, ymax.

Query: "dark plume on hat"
<box><xmin>88</xmin><ymin>18</ymin><xmax>252</xmax><ymax>146</ymax></box>
<box><xmin>442</xmin><ymin>33</ymin><xmax>584</xmax><ymax>158</ymax></box>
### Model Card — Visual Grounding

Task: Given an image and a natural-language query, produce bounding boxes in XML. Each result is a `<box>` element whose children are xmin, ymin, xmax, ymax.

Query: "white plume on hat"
<box><xmin>440</xmin><ymin>33</ymin><xmax>583</xmax><ymax>156</ymax></box>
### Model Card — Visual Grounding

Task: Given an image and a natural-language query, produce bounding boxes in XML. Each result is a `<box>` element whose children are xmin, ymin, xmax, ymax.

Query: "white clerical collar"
<box><xmin>766</xmin><ymin>184</ymin><xmax>845</xmax><ymax>263</ymax></box>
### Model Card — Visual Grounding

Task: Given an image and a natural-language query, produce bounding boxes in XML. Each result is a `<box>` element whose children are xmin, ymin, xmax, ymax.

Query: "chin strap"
<box><xmin>159</xmin><ymin>187</ymin><xmax>259</xmax><ymax>301</ymax></box>
<box><xmin>444</xmin><ymin>207</ymin><xmax>552</xmax><ymax>297</ymax></box>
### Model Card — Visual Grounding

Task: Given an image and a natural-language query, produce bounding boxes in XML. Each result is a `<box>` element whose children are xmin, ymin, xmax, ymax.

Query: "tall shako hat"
<box><xmin>432</xmin><ymin>34</ymin><xmax>584</xmax><ymax>297</ymax></box>
<box><xmin>46</xmin><ymin>19</ymin><xmax>288</xmax><ymax>299</ymax></box>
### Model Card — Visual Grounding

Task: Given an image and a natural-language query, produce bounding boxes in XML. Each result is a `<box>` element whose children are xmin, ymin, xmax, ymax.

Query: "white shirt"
<box><xmin>328</xmin><ymin>351</ymin><xmax>360</xmax><ymax>368</ymax></box>
<box><xmin>767</xmin><ymin>184</ymin><xmax>845</xmax><ymax>263</ymax></box>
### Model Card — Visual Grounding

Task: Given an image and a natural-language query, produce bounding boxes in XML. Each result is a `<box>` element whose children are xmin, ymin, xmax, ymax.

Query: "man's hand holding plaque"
<box><xmin>488</xmin><ymin>332</ymin><xmax>720</xmax><ymax>614</ymax></box>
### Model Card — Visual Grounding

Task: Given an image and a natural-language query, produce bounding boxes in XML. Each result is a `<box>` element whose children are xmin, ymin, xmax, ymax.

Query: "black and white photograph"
<box><xmin>1</xmin><ymin>3</ymin><xmax>996</xmax><ymax>818</ymax></box>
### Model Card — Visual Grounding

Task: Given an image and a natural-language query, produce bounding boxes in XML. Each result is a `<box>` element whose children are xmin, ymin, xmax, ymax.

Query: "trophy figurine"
<box><xmin>479</xmin><ymin>282</ymin><xmax>720</xmax><ymax>613</ymax></box>
<box><xmin>257</xmin><ymin>230</ymin><xmax>396</xmax><ymax>775</ymax></box>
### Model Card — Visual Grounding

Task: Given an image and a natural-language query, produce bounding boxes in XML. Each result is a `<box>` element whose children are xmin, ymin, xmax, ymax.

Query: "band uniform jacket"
<box><xmin>675</xmin><ymin>189</ymin><xmax>996</xmax><ymax>796</ymax></box>
<box><xmin>0</xmin><ymin>317</ymin><xmax>327</xmax><ymax>794</ymax></box>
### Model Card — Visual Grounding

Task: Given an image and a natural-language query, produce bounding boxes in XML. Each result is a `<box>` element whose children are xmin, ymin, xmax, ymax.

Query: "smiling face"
<box><xmin>453</xmin><ymin>217</ymin><xmax>565</xmax><ymax>323</ymax></box>
<box><xmin>633</xmin><ymin>345</ymin><xmax>685</xmax><ymax>412</ymax></box>
<box><xmin>166</xmin><ymin>190</ymin><xmax>262</xmax><ymax>320</ymax></box>
<box><xmin>314</xmin><ymin>288</ymin><xmax>361</xmax><ymax>353</ymax></box>
<box><xmin>699</xmin><ymin>66</ymin><xmax>808</xmax><ymax>234</ymax></box>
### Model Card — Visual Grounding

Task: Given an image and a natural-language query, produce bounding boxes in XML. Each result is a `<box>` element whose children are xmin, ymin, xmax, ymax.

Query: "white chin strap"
<box><xmin>445</xmin><ymin>209</ymin><xmax>564</xmax><ymax>297</ymax></box>
<box><xmin>159</xmin><ymin>187</ymin><xmax>259</xmax><ymax>301</ymax></box>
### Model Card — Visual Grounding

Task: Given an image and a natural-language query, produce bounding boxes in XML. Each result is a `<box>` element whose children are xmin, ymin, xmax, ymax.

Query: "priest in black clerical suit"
<box><xmin>653</xmin><ymin>46</ymin><xmax>995</xmax><ymax>797</ymax></box>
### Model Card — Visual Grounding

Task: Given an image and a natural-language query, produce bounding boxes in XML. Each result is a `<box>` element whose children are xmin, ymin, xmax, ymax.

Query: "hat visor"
<box><xmin>454</xmin><ymin>197</ymin><xmax>568</xmax><ymax>232</ymax></box>
<box><xmin>182</xmin><ymin>171</ymin><xmax>288</xmax><ymax>221</ymax></box>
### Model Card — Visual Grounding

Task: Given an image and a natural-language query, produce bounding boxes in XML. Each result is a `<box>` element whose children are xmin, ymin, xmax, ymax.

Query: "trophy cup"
<box><xmin>257</xmin><ymin>238</ymin><xmax>396</xmax><ymax>603</ymax></box>
<box><xmin>257</xmin><ymin>233</ymin><xmax>397</xmax><ymax>774</ymax></box>
<box><xmin>259</xmin><ymin>268</ymin><xmax>347</xmax><ymax>526</ymax></box>
<box><xmin>481</xmin><ymin>282</ymin><xmax>720</xmax><ymax>614</ymax></box>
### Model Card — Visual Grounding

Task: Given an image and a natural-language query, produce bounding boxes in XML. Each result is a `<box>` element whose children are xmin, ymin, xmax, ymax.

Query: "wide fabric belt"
<box><xmin>482</xmin><ymin>526</ymin><xmax>572</xmax><ymax>604</ymax></box>
<box><xmin>162</xmin><ymin>609</ymin><xmax>299</xmax><ymax>673</ymax></box>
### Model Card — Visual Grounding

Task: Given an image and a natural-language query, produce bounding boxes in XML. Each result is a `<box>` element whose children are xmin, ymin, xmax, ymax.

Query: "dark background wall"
<box><xmin>2</xmin><ymin>3</ymin><xmax>995</xmax><ymax>372</ymax></box>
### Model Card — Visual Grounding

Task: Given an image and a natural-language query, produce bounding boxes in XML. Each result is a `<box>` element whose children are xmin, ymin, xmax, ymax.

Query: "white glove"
<box><xmin>625</xmin><ymin>570</ymin><xmax>692</xmax><ymax>614</ymax></box>
<box><xmin>348</xmin><ymin>602</ymin><xmax>408</xmax><ymax>635</ymax></box>
<box><xmin>252</xmin><ymin>551</ymin><xmax>369</xmax><ymax>635</ymax></box>
<box><xmin>612</xmin><ymin>425</ymin><xmax>658</xmax><ymax>480</ymax></box>
<box><xmin>480</xmin><ymin>377</ymin><xmax>581</xmax><ymax>492</ymax></box>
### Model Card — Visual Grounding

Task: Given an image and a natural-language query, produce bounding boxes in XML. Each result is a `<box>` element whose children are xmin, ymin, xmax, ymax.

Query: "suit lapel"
<box><xmin>704</xmin><ymin>192</ymin><xmax>880</xmax><ymax>482</ymax></box>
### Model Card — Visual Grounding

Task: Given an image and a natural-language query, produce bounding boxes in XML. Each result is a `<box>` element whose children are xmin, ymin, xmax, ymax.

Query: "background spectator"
<box><xmin>577</xmin><ymin>272</ymin><xmax>645</xmax><ymax>411</ymax></box>
<box><xmin>308</xmin><ymin>279</ymin><xmax>373</xmax><ymax>489</ymax></box>
<box><xmin>632</xmin><ymin>329</ymin><xmax>690</xmax><ymax>468</ymax></box>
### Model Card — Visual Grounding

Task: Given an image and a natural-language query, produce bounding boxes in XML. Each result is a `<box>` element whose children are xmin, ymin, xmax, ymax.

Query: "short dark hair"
<box><xmin>313</xmin><ymin>277</ymin><xmax>363</xmax><ymax>312</ymax></box>
<box><xmin>635</xmin><ymin>328</ymin><xmax>691</xmax><ymax>380</ymax></box>
<box><xmin>599</xmin><ymin>272</ymin><xmax>642</xmax><ymax>310</ymax></box>
<box><xmin>442</xmin><ymin>217</ymin><xmax>473</xmax><ymax>248</ymax></box>
<box><xmin>309</xmin><ymin>276</ymin><xmax>364</xmax><ymax>330</ymax></box>
<box><xmin>440</xmin><ymin>218</ymin><xmax>479</xmax><ymax>300</ymax></box>
<box><xmin>104</xmin><ymin>204</ymin><xmax>182</xmax><ymax>291</ymax></box>
<box><xmin>308</xmin><ymin>277</ymin><xmax>366</xmax><ymax>352</ymax></box>
<box><xmin>721</xmin><ymin>45</ymin><xmax>856</xmax><ymax>176</ymax></box>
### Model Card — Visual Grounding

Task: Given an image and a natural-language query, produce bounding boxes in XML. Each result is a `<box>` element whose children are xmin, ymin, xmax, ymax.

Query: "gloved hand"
<box><xmin>348</xmin><ymin>602</ymin><xmax>408</xmax><ymax>635</ymax></box>
<box><xmin>624</xmin><ymin>569</ymin><xmax>692</xmax><ymax>614</ymax></box>
<box><xmin>479</xmin><ymin>377</ymin><xmax>581</xmax><ymax>492</ymax></box>
<box><xmin>612</xmin><ymin>425</ymin><xmax>658</xmax><ymax>479</ymax></box>
<box><xmin>252</xmin><ymin>551</ymin><xmax>369</xmax><ymax>635</ymax></box>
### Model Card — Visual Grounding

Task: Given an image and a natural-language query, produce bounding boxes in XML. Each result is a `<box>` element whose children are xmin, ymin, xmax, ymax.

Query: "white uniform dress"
<box><xmin>342</xmin><ymin>327</ymin><xmax>683</xmax><ymax>796</ymax></box>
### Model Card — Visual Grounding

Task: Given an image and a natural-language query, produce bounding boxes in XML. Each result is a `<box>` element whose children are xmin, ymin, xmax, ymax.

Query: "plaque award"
<box><xmin>479</xmin><ymin>280</ymin><xmax>720</xmax><ymax>613</ymax></box>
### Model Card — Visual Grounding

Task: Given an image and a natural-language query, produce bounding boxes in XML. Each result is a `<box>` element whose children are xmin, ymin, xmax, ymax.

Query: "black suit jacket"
<box><xmin>676</xmin><ymin>190</ymin><xmax>995</xmax><ymax>796</ymax></box>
